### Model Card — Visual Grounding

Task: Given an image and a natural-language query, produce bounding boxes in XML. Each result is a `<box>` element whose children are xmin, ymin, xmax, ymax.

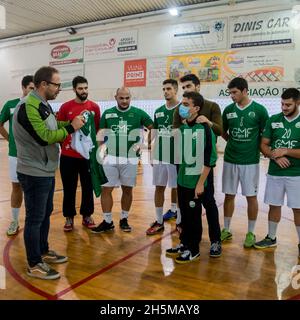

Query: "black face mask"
<box><xmin>76</xmin><ymin>91</ymin><xmax>88</xmax><ymax>101</ymax></box>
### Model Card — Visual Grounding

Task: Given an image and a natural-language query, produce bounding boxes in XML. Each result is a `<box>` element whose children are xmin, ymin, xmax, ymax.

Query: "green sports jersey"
<box><xmin>99</xmin><ymin>105</ymin><xmax>153</xmax><ymax>158</ymax></box>
<box><xmin>153</xmin><ymin>104</ymin><xmax>178</xmax><ymax>164</ymax></box>
<box><xmin>223</xmin><ymin>100</ymin><xmax>269</xmax><ymax>164</ymax></box>
<box><xmin>262</xmin><ymin>112</ymin><xmax>300</xmax><ymax>176</ymax></box>
<box><xmin>177</xmin><ymin>122</ymin><xmax>217</xmax><ymax>189</ymax></box>
<box><xmin>0</xmin><ymin>98</ymin><xmax>20</xmax><ymax>157</ymax></box>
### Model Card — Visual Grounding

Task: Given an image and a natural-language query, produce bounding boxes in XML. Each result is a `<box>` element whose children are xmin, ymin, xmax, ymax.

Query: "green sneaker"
<box><xmin>7</xmin><ymin>220</ymin><xmax>19</xmax><ymax>236</ymax></box>
<box><xmin>244</xmin><ymin>232</ymin><xmax>256</xmax><ymax>248</ymax></box>
<box><xmin>221</xmin><ymin>228</ymin><xmax>232</xmax><ymax>242</ymax></box>
<box><xmin>254</xmin><ymin>235</ymin><xmax>277</xmax><ymax>249</ymax></box>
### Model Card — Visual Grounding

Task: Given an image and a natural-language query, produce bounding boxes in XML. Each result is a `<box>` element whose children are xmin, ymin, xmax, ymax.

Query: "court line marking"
<box><xmin>3</xmin><ymin>201</ymin><xmax>299</xmax><ymax>300</ymax></box>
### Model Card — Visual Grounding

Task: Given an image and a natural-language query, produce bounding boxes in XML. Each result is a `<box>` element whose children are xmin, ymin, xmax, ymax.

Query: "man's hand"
<box><xmin>274</xmin><ymin>156</ymin><xmax>290</xmax><ymax>168</ymax></box>
<box><xmin>196</xmin><ymin>115</ymin><xmax>212</xmax><ymax>127</ymax></box>
<box><xmin>71</xmin><ymin>115</ymin><xmax>85</xmax><ymax>130</ymax></box>
<box><xmin>194</xmin><ymin>183</ymin><xmax>204</xmax><ymax>199</ymax></box>
<box><xmin>271</xmin><ymin>148</ymin><xmax>288</xmax><ymax>159</ymax></box>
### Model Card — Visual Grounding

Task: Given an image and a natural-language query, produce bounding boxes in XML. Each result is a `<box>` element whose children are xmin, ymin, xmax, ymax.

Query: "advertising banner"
<box><xmin>85</xmin><ymin>30</ymin><xmax>138</xmax><ymax>61</ymax></box>
<box><xmin>124</xmin><ymin>59</ymin><xmax>146</xmax><ymax>87</ymax></box>
<box><xmin>229</xmin><ymin>10</ymin><xmax>294</xmax><ymax>49</ymax></box>
<box><xmin>171</xmin><ymin>19</ymin><xmax>227</xmax><ymax>53</ymax></box>
<box><xmin>49</xmin><ymin>38</ymin><xmax>84</xmax><ymax>65</ymax></box>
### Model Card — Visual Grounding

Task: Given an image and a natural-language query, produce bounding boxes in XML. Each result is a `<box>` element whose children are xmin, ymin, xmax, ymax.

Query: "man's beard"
<box><xmin>76</xmin><ymin>91</ymin><xmax>88</xmax><ymax>101</ymax></box>
<box><xmin>284</xmin><ymin>107</ymin><xmax>297</xmax><ymax>117</ymax></box>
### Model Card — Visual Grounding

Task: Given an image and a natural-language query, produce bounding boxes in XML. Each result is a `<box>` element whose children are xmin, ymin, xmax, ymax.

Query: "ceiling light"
<box><xmin>169</xmin><ymin>8</ymin><xmax>179</xmax><ymax>16</ymax></box>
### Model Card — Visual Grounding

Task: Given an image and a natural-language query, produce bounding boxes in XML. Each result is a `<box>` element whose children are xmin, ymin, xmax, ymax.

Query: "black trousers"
<box><xmin>176</xmin><ymin>165</ymin><xmax>221</xmax><ymax>243</ymax></box>
<box><xmin>178</xmin><ymin>184</ymin><xmax>203</xmax><ymax>255</ymax></box>
<box><xmin>60</xmin><ymin>155</ymin><xmax>94</xmax><ymax>218</ymax></box>
<box><xmin>202</xmin><ymin>170</ymin><xmax>221</xmax><ymax>242</ymax></box>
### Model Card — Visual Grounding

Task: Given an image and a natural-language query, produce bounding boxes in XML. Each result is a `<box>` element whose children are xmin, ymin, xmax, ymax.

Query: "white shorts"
<box><xmin>152</xmin><ymin>163</ymin><xmax>177</xmax><ymax>188</ymax></box>
<box><xmin>222</xmin><ymin>161</ymin><xmax>259</xmax><ymax>197</ymax></box>
<box><xmin>9</xmin><ymin>156</ymin><xmax>19</xmax><ymax>183</ymax></box>
<box><xmin>102</xmin><ymin>156</ymin><xmax>138</xmax><ymax>187</ymax></box>
<box><xmin>264</xmin><ymin>174</ymin><xmax>300</xmax><ymax>209</ymax></box>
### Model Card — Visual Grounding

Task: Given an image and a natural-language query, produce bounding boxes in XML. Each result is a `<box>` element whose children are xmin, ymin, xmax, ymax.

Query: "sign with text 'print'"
<box><xmin>124</xmin><ymin>59</ymin><xmax>146</xmax><ymax>87</ymax></box>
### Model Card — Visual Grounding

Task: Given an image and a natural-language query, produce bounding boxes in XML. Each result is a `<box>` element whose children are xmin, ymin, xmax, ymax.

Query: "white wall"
<box><xmin>1</xmin><ymin>0</ymin><xmax>300</xmax><ymax>122</ymax></box>
<box><xmin>3</xmin><ymin>0</ymin><xmax>300</xmax><ymax>148</ymax></box>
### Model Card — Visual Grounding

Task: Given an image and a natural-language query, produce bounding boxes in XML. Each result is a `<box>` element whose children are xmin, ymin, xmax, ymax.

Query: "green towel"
<box><xmin>82</xmin><ymin>111</ymin><xmax>108</xmax><ymax>197</ymax></box>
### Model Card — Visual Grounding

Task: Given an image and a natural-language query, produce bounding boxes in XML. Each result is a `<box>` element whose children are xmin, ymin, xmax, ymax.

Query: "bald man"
<box><xmin>92</xmin><ymin>87</ymin><xmax>153</xmax><ymax>233</ymax></box>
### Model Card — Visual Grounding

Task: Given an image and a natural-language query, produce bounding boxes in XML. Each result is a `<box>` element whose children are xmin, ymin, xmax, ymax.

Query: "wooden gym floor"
<box><xmin>0</xmin><ymin>139</ymin><xmax>299</xmax><ymax>300</ymax></box>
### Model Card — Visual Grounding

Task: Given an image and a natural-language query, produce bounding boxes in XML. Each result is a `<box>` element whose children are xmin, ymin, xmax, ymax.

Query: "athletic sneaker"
<box><xmin>91</xmin><ymin>220</ymin><xmax>115</xmax><ymax>233</ymax></box>
<box><xmin>7</xmin><ymin>220</ymin><xmax>19</xmax><ymax>236</ymax></box>
<box><xmin>244</xmin><ymin>232</ymin><xmax>256</xmax><ymax>248</ymax></box>
<box><xmin>63</xmin><ymin>217</ymin><xmax>74</xmax><ymax>232</ymax></box>
<box><xmin>82</xmin><ymin>216</ymin><xmax>96</xmax><ymax>229</ymax></box>
<box><xmin>146</xmin><ymin>221</ymin><xmax>164</xmax><ymax>235</ymax></box>
<box><xmin>166</xmin><ymin>243</ymin><xmax>186</xmax><ymax>257</ymax></box>
<box><xmin>163</xmin><ymin>209</ymin><xmax>177</xmax><ymax>221</ymax></box>
<box><xmin>210</xmin><ymin>241</ymin><xmax>222</xmax><ymax>257</ymax></box>
<box><xmin>254</xmin><ymin>235</ymin><xmax>277</xmax><ymax>249</ymax></box>
<box><xmin>119</xmin><ymin>218</ymin><xmax>132</xmax><ymax>232</ymax></box>
<box><xmin>27</xmin><ymin>262</ymin><xmax>60</xmax><ymax>280</ymax></box>
<box><xmin>221</xmin><ymin>228</ymin><xmax>232</xmax><ymax>242</ymax></box>
<box><xmin>42</xmin><ymin>250</ymin><xmax>68</xmax><ymax>264</ymax></box>
<box><xmin>175</xmin><ymin>249</ymin><xmax>200</xmax><ymax>264</ymax></box>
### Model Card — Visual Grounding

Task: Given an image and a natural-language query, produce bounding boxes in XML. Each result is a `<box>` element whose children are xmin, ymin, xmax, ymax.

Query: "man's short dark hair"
<box><xmin>33</xmin><ymin>66</ymin><xmax>59</xmax><ymax>87</ymax></box>
<box><xmin>227</xmin><ymin>77</ymin><xmax>248</xmax><ymax>91</ymax></box>
<box><xmin>162</xmin><ymin>79</ymin><xmax>178</xmax><ymax>89</ymax></box>
<box><xmin>281</xmin><ymin>88</ymin><xmax>300</xmax><ymax>101</ymax></box>
<box><xmin>72</xmin><ymin>76</ymin><xmax>88</xmax><ymax>89</ymax></box>
<box><xmin>182</xmin><ymin>91</ymin><xmax>204</xmax><ymax>108</ymax></box>
<box><xmin>180</xmin><ymin>74</ymin><xmax>200</xmax><ymax>86</ymax></box>
<box><xmin>21</xmin><ymin>75</ymin><xmax>33</xmax><ymax>88</ymax></box>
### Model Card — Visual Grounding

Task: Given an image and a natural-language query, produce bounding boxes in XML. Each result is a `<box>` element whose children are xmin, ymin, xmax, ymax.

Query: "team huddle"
<box><xmin>0</xmin><ymin>66</ymin><xmax>299</xmax><ymax>280</ymax></box>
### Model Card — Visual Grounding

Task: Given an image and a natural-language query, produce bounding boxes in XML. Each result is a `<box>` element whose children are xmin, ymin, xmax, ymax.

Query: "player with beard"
<box><xmin>255</xmin><ymin>88</ymin><xmax>300</xmax><ymax>259</ymax></box>
<box><xmin>57</xmin><ymin>76</ymin><xmax>100</xmax><ymax>232</ymax></box>
<box><xmin>91</xmin><ymin>87</ymin><xmax>153</xmax><ymax>233</ymax></box>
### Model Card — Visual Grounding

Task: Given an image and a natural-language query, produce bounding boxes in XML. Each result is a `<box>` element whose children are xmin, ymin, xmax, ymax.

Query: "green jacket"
<box><xmin>13</xmin><ymin>91</ymin><xmax>73</xmax><ymax>177</ymax></box>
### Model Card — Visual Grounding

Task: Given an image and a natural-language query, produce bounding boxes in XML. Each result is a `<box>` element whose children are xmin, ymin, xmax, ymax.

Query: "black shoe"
<box><xmin>119</xmin><ymin>218</ymin><xmax>132</xmax><ymax>232</ymax></box>
<box><xmin>91</xmin><ymin>220</ymin><xmax>114</xmax><ymax>233</ymax></box>
<box><xmin>166</xmin><ymin>243</ymin><xmax>186</xmax><ymax>257</ymax></box>
<box><xmin>175</xmin><ymin>249</ymin><xmax>200</xmax><ymax>264</ymax></box>
<box><xmin>210</xmin><ymin>241</ymin><xmax>222</xmax><ymax>258</ymax></box>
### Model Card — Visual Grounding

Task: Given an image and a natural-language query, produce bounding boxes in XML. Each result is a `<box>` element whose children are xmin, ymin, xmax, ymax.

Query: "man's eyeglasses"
<box><xmin>46</xmin><ymin>81</ymin><xmax>62</xmax><ymax>89</ymax></box>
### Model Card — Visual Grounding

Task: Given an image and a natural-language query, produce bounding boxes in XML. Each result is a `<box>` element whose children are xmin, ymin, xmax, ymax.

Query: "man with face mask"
<box><xmin>166</xmin><ymin>91</ymin><xmax>217</xmax><ymax>263</ymax></box>
<box><xmin>255</xmin><ymin>88</ymin><xmax>300</xmax><ymax>259</ymax></box>
<box><xmin>57</xmin><ymin>76</ymin><xmax>100</xmax><ymax>232</ymax></box>
<box><xmin>92</xmin><ymin>87</ymin><xmax>153</xmax><ymax>233</ymax></box>
<box><xmin>13</xmin><ymin>66</ymin><xmax>85</xmax><ymax>279</ymax></box>
<box><xmin>173</xmin><ymin>74</ymin><xmax>223</xmax><ymax>258</ymax></box>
